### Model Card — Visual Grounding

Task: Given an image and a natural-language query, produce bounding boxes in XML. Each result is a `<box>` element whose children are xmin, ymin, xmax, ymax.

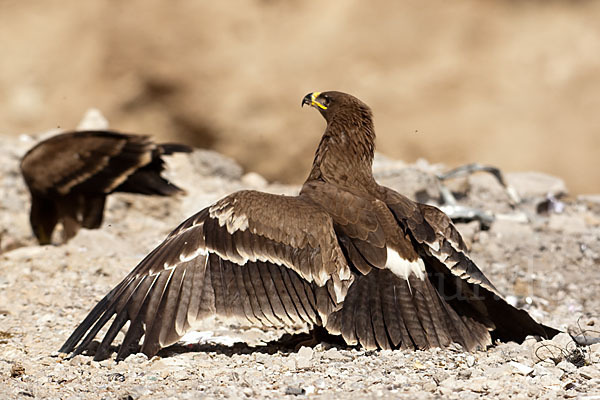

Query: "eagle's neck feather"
<box><xmin>307</xmin><ymin>111</ymin><xmax>376</xmax><ymax>190</ymax></box>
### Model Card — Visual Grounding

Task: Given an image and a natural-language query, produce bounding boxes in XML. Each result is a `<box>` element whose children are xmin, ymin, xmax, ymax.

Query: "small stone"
<box><xmin>10</xmin><ymin>363</ymin><xmax>25</xmax><ymax>378</ymax></box>
<box><xmin>99</xmin><ymin>359</ymin><xmax>113</xmax><ymax>368</ymax></box>
<box><xmin>508</xmin><ymin>361</ymin><xmax>534</xmax><ymax>376</ymax></box>
<box><xmin>533</xmin><ymin>365</ymin><xmax>564</xmax><ymax>380</ymax></box>
<box><xmin>506</xmin><ymin>172</ymin><xmax>567</xmax><ymax>198</ymax></box>
<box><xmin>284</xmin><ymin>357</ymin><xmax>296</xmax><ymax>370</ymax></box>
<box><xmin>466</xmin><ymin>355</ymin><xmax>476</xmax><ymax>367</ymax></box>
<box><xmin>68</xmin><ymin>355</ymin><xmax>87</xmax><ymax>367</ymax></box>
<box><xmin>447</xmin><ymin>342</ymin><xmax>463</xmax><ymax>352</ymax></box>
<box><xmin>466</xmin><ymin>377</ymin><xmax>488</xmax><ymax>393</ymax></box>
<box><xmin>533</xmin><ymin>340</ymin><xmax>564</xmax><ymax>364</ymax></box>
<box><xmin>458</xmin><ymin>369</ymin><xmax>472</xmax><ymax>379</ymax></box>
<box><xmin>124</xmin><ymin>353</ymin><xmax>148</xmax><ymax>364</ymax></box>
<box><xmin>551</xmin><ymin>333</ymin><xmax>575</xmax><ymax>351</ymax></box>
<box><xmin>323</xmin><ymin>348</ymin><xmax>348</xmax><ymax>361</ymax></box>
<box><xmin>422</xmin><ymin>381</ymin><xmax>437</xmax><ymax>392</ymax></box>
<box><xmin>285</xmin><ymin>386</ymin><xmax>305</xmax><ymax>395</ymax></box>
<box><xmin>241</xmin><ymin>172</ymin><xmax>268</xmax><ymax>188</ymax></box>
<box><xmin>590</xmin><ymin>343</ymin><xmax>600</xmax><ymax>363</ymax></box>
<box><xmin>107</xmin><ymin>372</ymin><xmax>126</xmax><ymax>382</ymax></box>
<box><xmin>557</xmin><ymin>360</ymin><xmax>577</xmax><ymax>373</ymax></box>
<box><xmin>548</xmin><ymin>215</ymin><xmax>587</xmax><ymax>234</ymax></box>
<box><xmin>77</xmin><ymin>108</ymin><xmax>109</xmax><ymax>130</ymax></box>
<box><xmin>296</xmin><ymin>346</ymin><xmax>314</xmax><ymax>369</ymax></box>
<box><xmin>578</xmin><ymin>365</ymin><xmax>600</xmax><ymax>380</ymax></box>
<box><xmin>413</xmin><ymin>360</ymin><xmax>427</xmax><ymax>370</ymax></box>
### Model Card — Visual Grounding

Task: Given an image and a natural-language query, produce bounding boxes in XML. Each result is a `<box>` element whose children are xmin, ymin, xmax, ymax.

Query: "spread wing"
<box><xmin>59</xmin><ymin>190</ymin><xmax>351</xmax><ymax>360</ymax></box>
<box><xmin>20</xmin><ymin>131</ymin><xmax>154</xmax><ymax>196</ymax></box>
<box><xmin>382</xmin><ymin>186</ymin><xmax>558</xmax><ymax>343</ymax></box>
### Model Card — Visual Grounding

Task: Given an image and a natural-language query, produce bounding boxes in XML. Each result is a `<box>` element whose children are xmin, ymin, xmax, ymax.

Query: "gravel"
<box><xmin>1</xmin><ymin>134</ymin><xmax>599</xmax><ymax>399</ymax></box>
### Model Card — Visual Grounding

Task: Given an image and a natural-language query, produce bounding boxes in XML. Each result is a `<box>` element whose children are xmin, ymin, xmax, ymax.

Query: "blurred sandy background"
<box><xmin>1</xmin><ymin>0</ymin><xmax>598</xmax><ymax>193</ymax></box>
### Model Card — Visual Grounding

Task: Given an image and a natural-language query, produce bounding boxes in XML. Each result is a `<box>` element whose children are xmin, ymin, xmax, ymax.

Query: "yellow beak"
<box><xmin>302</xmin><ymin>92</ymin><xmax>328</xmax><ymax>110</ymax></box>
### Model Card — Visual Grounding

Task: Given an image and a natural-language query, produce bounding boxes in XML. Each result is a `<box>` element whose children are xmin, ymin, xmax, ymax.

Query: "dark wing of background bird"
<box><xmin>59</xmin><ymin>190</ymin><xmax>352</xmax><ymax>360</ymax></box>
<box><xmin>20</xmin><ymin>130</ymin><xmax>191</xmax><ymax>243</ymax></box>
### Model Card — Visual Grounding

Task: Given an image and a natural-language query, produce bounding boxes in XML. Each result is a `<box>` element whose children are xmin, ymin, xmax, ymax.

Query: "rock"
<box><xmin>76</xmin><ymin>108</ymin><xmax>109</xmax><ymax>130</ymax></box>
<box><xmin>107</xmin><ymin>372</ymin><xmax>126</xmax><ymax>382</ymax></box>
<box><xmin>458</xmin><ymin>369</ymin><xmax>472</xmax><ymax>379</ymax></box>
<box><xmin>124</xmin><ymin>353</ymin><xmax>149</xmax><ymax>364</ymax></box>
<box><xmin>285</xmin><ymin>386</ymin><xmax>305</xmax><ymax>395</ymax></box>
<box><xmin>548</xmin><ymin>215</ymin><xmax>588</xmax><ymax>234</ymax></box>
<box><xmin>590</xmin><ymin>343</ymin><xmax>600</xmax><ymax>363</ymax></box>
<box><xmin>241</xmin><ymin>172</ymin><xmax>268</xmax><ymax>188</ymax></box>
<box><xmin>373</xmin><ymin>162</ymin><xmax>440</xmax><ymax>201</ymax></box>
<box><xmin>508</xmin><ymin>361</ymin><xmax>534</xmax><ymax>376</ymax></box>
<box><xmin>552</xmin><ymin>333</ymin><xmax>575</xmax><ymax>349</ymax></box>
<box><xmin>295</xmin><ymin>346</ymin><xmax>314</xmax><ymax>369</ymax></box>
<box><xmin>322</xmin><ymin>348</ymin><xmax>348</xmax><ymax>361</ymax></box>
<box><xmin>466</xmin><ymin>355</ymin><xmax>476</xmax><ymax>368</ymax></box>
<box><xmin>533</xmin><ymin>340</ymin><xmax>564</xmax><ymax>364</ymax></box>
<box><xmin>506</xmin><ymin>172</ymin><xmax>567</xmax><ymax>198</ymax></box>
<box><xmin>454</xmin><ymin>221</ymin><xmax>480</xmax><ymax>245</ymax></box>
<box><xmin>556</xmin><ymin>361</ymin><xmax>577</xmax><ymax>374</ymax></box>
<box><xmin>10</xmin><ymin>363</ymin><xmax>25</xmax><ymax>378</ymax></box>
<box><xmin>422</xmin><ymin>380</ymin><xmax>437</xmax><ymax>392</ymax></box>
<box><xmin>465</xmin><ymin>377</ymin><xmax>488</xmax><ymax>393</ymax></box>
<box><xmin>533</xmin><ymin>364</ymin><xmax>564</xmax><ymax>380</ymax></box>
<box><xmin>490</xmin><ymin>219</ymin><xmax>533</xmax><ymax>238</ymax></box>
<box><xmin>578</xmin><ymin>365</ymin><xmax>600</xmax><ymax>380</ymax></box>
<box><xmin>189</xmin><ymin>149</ymin><xmax>243</xmax><ymax>180</ymax></box>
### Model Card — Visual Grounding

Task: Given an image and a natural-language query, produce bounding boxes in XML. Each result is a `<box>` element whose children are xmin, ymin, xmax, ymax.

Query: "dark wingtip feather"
<box><xmin>58</xmin><ymin>292</ymin><xmax>116</xmax><ymax>355</ymax></box>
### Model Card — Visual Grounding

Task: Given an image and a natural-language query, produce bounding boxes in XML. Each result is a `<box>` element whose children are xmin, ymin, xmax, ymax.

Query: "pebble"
<box><xmin>295</xmin><ymin>346</ymin><xmax>314</xmax><ymax>369</ymax></box>
<box><xmin>241</xmin><ymin>172</ymin><xmax>268</xmax><ymax>188</ymax></box>
<box><xmin>552</xmin><ymin>332</ymin><xmax>575</xmax><ymax>350</ymax></box>
<box><xmin>285</xmin><ymin>386</ymin><xmax>305</xmax><ymax>395</ymax></box>
<box><xmin>458</xmin><ymin>369</ymin><xmax>472</xmax><ymax>379</ymax></box>
<box><xmin>466</xmin><ymin>355</ymin><xmax>476</xmax><ymax>367</ymax></box>
<box><xmin>422</xmin><ymin>381</ymin><xmax>437</xmax><ymax>392</ymax></box>
<box><xmin>124</xmin><ymin>353</ymin><xmax>149</xmax><ymax>364</ymax></box>
<box><xmin>578</xmin><ymin>365</ymin><xmax>600</xmax><ymax>380</ymax></box>
<box><xmin>548</xmin><ymin>215</ymin><xmax>587</xmax><ymax>234</ymax></box>
<box><xmin>10</xmin><ymin>363</ymin><xmax>25</xmax><ymax>378</ymax></box>
<box><xmin>533</xmin><ymin>364</ymin><xmax>564</xmax><ymax>380</ymax></box>
<box><xmin>76</xmin><ymin>108</ymin><xmax>109</xmax><ymax>130</ymax></box>
<box><xmin>556</xmin><ymin>360</ymin><xmax>577</xmax><ymax>373</ymax></box>
<box><xmin>533</xmin><ymin>340</ymin><xmax>564</xmax><ymax>363</ymax></box>
<box><xmin>508</xmin><ymin>361</ymin><xmax>534</xmax><ymax>376</ymax></box>
<box><xmin>506</xmin><ymin>172</ymin><xmax>567</xmax><ymax>198</ymax></box>
<box><xmin>322</xmin><ymin>348</ymin><xmax>348</xmax><ymax>361</ymax></box>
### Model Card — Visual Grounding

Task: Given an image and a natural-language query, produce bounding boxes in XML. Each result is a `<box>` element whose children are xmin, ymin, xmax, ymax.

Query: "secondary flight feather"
<box><xmin>60</xmin><ymin>92</ymin><xmax>558</xmax><ymax>360</ymax></box>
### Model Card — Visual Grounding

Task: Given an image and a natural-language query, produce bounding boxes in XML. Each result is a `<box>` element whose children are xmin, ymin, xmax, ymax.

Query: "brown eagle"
<box><xmin>20</xmin><ymin>130</ymin><xmax>191</xmax><ymax>244</ymax></box>
<box><xmin>60</xmin><ymin>92</ymin><xmax>557</xmax><ymax>361</ymax></box>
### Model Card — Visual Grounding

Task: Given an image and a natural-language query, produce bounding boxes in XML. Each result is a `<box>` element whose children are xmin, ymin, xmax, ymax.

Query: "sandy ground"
<box><xmin>1</xmin><ymin>133</ymin><xmax>599</xmax><ymax>399</ymax></box>
<box><xmin>1</xmin><ymin>1</ymin><xmax>600</xmax><ymax>193</ymax></box>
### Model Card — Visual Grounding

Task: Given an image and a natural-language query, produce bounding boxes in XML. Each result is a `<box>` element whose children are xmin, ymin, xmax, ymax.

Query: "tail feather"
<box><xmin>326</xmin><ymin>269</ymin><xmax>493</xmax><ymax>351</ymax></box>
